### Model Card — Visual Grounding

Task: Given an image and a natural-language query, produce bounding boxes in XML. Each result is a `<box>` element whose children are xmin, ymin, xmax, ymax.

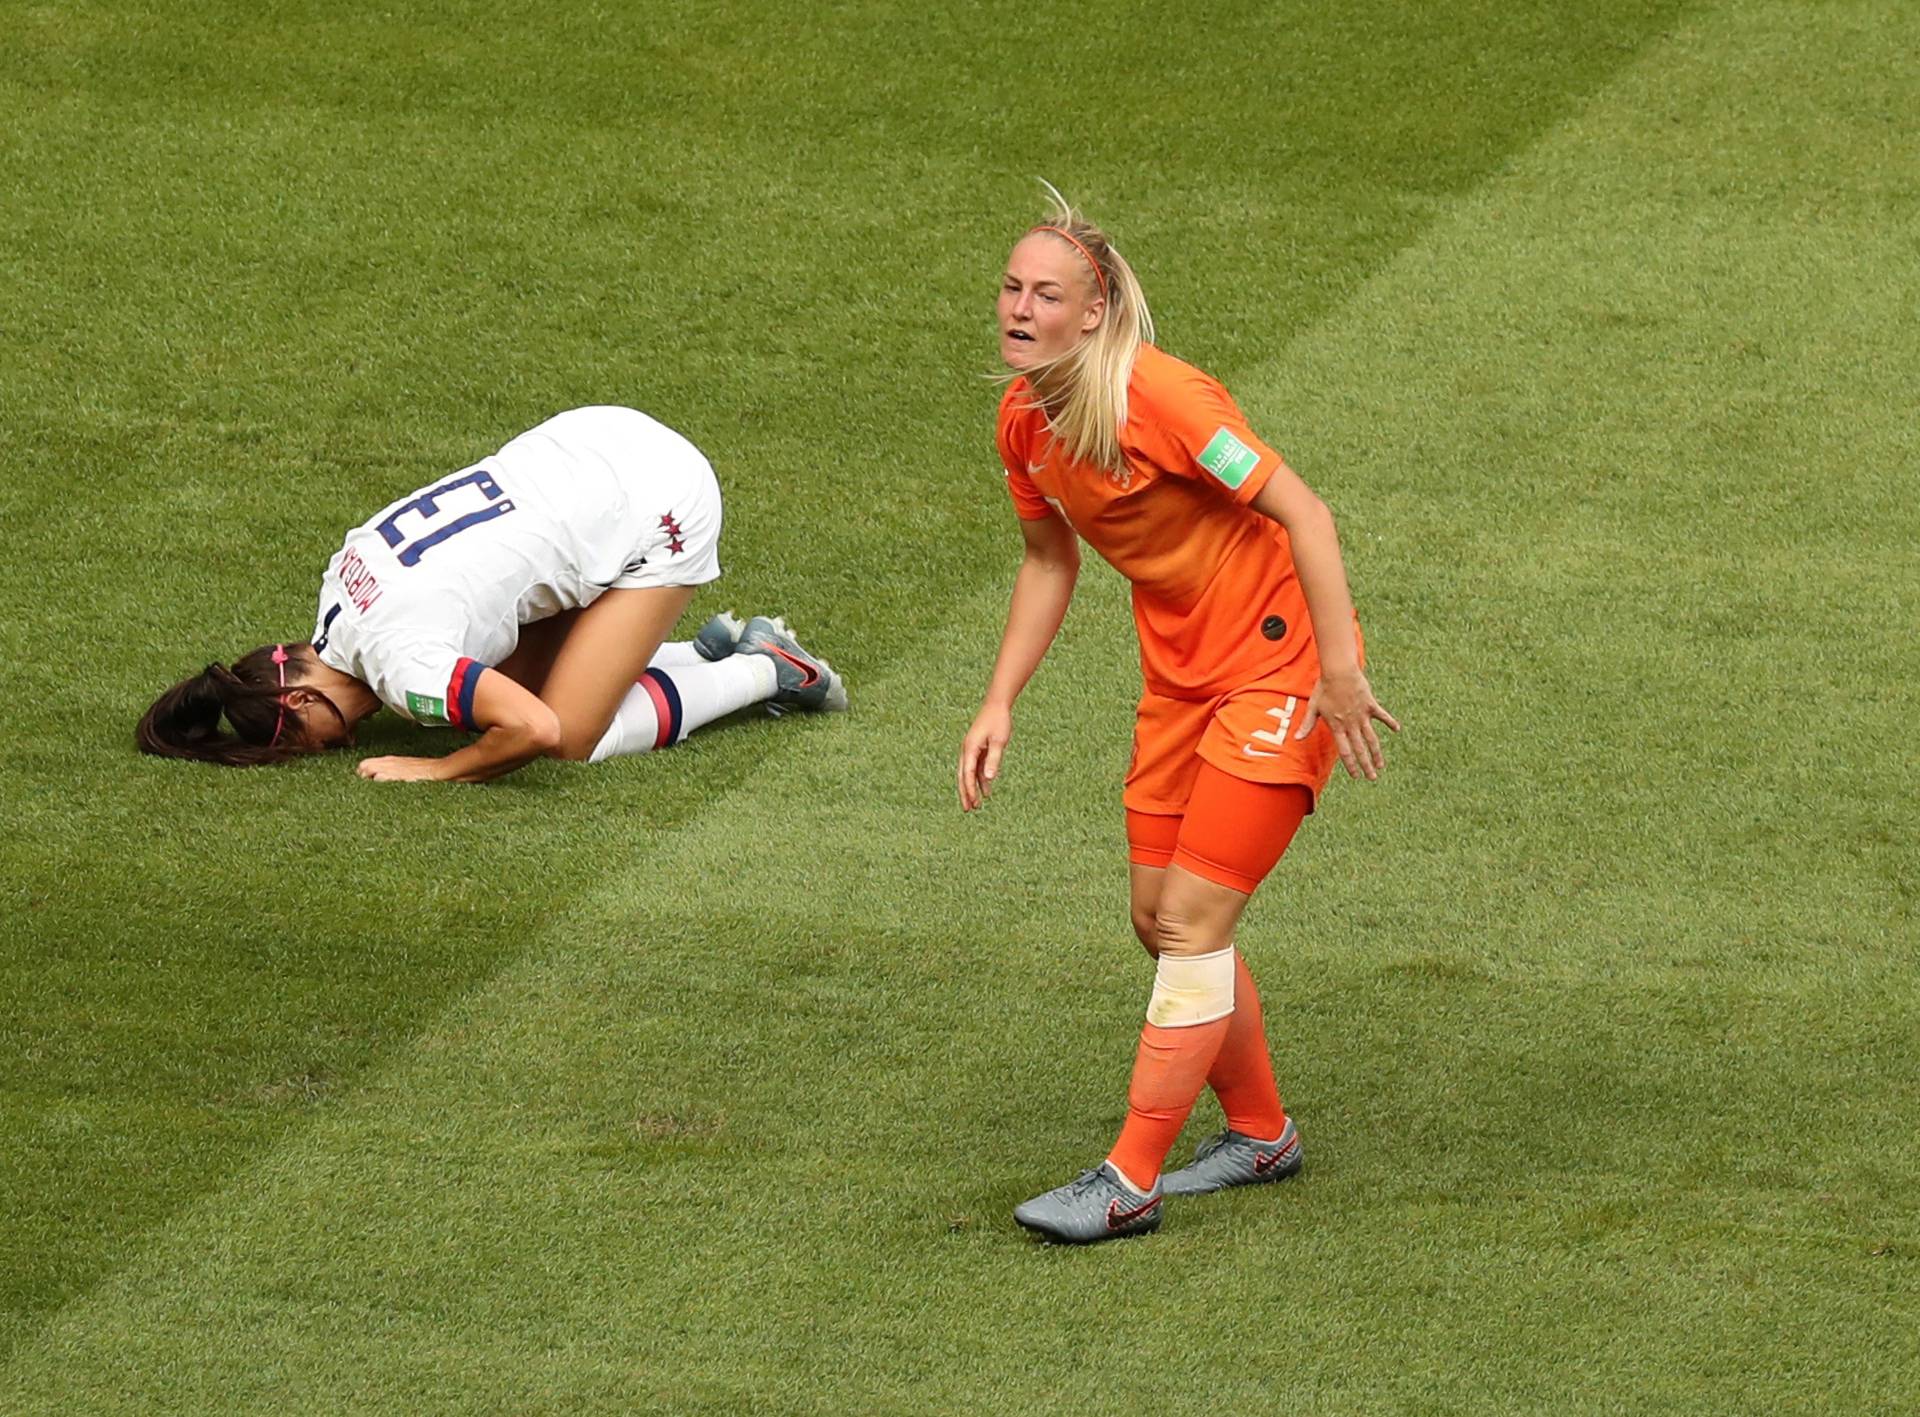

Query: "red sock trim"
<box><xmin>638</xmin><ymin>670</ymin><xmax>677</xmax><ymax>749</ymax></box>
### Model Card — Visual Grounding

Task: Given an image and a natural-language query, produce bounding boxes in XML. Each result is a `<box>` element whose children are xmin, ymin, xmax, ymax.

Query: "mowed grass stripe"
<box><xmin>0</xmin><ymin>0</ymin><xmax>1692</xmax><ymax>1368</ymax></box>
<box><xmin>1231</xmin><ymin>0</ymin><xmax>1918</xmax><ymax>978</ymax></box>
<box><xmin>13</xmin><ymin>2</ymin><xmax>1916</xmax><ymax>1410</ymax></box>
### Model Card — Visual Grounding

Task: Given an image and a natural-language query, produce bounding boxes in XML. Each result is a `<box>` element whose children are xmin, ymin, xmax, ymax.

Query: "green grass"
<box><xmin>3</xmin><ymin>0</ymin><xmax>1916</xmax><ymax>1410</ymax></box>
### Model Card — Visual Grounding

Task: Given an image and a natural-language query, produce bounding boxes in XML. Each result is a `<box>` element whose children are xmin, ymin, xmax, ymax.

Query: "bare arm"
<box><xmin>1250</xmin><ymin>468</ymin><xmax>1400</xmax><ymax>780</ymax></box>
<box><xmin>358</xmin><ymin>670</ymin><xmax>562</xmax><ymax>783</ymax></box>
<box><xmin>958</xmin><ymin>510</ymin><xmax>1080</xmax><ymax>810</ymax></box>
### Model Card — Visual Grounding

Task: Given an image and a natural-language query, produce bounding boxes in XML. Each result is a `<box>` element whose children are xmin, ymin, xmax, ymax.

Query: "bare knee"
<box><xmin>1152</xmin><ymin>898</ymin><xmax>1239</xmax><ymax>958</ymax></box>
<box><xmin>1128</xmin><ymin>866</ymin><xmax>1167</xmax><ymax>957</ymax></box>
<box><xmin>548</xmin><ymin>720</ymin><xmax>603</xmax><ymax>762</ymax></box>
<box><xmin>1150</xmin><ymin>866</ymin><xmax>1252</xmax><ymax>958</ymax></box>
<box><xmin>1130</xmin><ymin>905</ymin><xmax>1160</xmax><ymax>955</ymax></box>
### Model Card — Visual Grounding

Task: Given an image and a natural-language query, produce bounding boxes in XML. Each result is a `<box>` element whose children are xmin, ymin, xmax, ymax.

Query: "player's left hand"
<box><xmin>1297</xmin><ymin>670</ymin><xmax>1400</xmax><ymax>781</ymax></box>
<box><xmin>356</xmin><ymin>755</ymin><xmax>447</xmax><ymax>782</ymax></box>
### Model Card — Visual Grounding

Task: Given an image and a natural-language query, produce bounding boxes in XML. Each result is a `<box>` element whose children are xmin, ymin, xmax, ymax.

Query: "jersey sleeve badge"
<box><xmin>1197</xmin><ymin>427</ymin><xmax>1261</xmax><ymax>489</ymax></box>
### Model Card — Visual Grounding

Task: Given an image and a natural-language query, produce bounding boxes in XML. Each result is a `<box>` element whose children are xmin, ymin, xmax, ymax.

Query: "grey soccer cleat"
<box><xmin>735</xmin><ymin>615</ymin><xmax>849</xmax><ymax>713</ymax></box>
<box><xmin>1160</xmin><ymin>1119</ymin><xmax>1303</xmax><ymax>1198</ymax></box>
<box><xmin>1013</xmin><ymin>1162</ymin><xmax>1163</xmax><ymax>1244</ymax></box>
<box><xmin>693</xmin><ymin>610</ymin><xmax>746</xmax><ymax>662</ymax></box>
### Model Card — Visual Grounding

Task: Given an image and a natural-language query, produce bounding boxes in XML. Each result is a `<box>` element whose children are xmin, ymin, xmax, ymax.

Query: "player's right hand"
<box><xmin>958</xmin><ymin>702</ymin><xmax>1013</xmax><ymax>812</ymax></box>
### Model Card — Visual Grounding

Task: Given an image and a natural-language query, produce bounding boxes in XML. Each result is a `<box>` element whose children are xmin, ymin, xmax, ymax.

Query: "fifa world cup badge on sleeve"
<box><xmin>1198</xmin><ymin>427</ymin><xmax>1260</xmax><ymax>490</ymax></box>
<box><xmin>406</xmin><ymin>691</ymin><xmax>449</xmax><ymax>725</ymax></box>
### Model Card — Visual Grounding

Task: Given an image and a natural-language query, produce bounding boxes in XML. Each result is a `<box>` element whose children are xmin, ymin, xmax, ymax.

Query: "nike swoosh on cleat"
<box><xmin>1106</xmin><ymin>1194</ymin><xmax>1162</xmax><ymax>1229</ymax></box>
<box><xmin>763</xmin><ymin>645</ymin><xmax>821</xmax><ymax>688</ymax></box>
<box><xmin>1253</xmin><ymin>1141</ymin><xmax>1301</xmax><ymax>1176</ymax></box>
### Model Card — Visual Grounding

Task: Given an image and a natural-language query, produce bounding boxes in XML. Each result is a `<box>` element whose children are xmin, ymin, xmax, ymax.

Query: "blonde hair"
<box><xmin>1009</xmin><ymin>182</ymin><xmax>1154</xmax><ymax>472</ymax></box>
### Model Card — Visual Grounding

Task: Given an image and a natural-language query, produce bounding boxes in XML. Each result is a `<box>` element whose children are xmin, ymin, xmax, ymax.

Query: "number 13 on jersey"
<box><xmin>376</xmin><ymin>469</ymin><xmax>517</xmax><ymax>567</ymax></box>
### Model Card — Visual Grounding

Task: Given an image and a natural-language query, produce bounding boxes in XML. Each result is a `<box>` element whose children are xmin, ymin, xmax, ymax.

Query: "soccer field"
<box><xmin>2</xmin><ymin>0</ymin><xmax>1915</xmax><ymax>1410</ymax></box>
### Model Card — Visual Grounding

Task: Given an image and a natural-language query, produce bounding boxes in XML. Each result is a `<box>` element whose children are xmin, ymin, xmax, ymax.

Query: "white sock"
<box><xmin>587</xmin><ymin>656</ymin><xmax>777</xmax><ymax>763</ymax></box>
<box><xmin>646</xmin><ymin>639</ymin><xmax>710</xmax><ymax>669</ymax></box>
<box><xmin>671</xmin><ymin>654</ymin><xmax>776</xmax><ymax>729</ymax></box>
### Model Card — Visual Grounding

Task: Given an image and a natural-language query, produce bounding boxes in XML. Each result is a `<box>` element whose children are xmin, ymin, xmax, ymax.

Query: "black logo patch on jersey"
<box><xmin>313</xmin><ymin>603</ymin><xmax>343</xmax><ymax>654</ymax></box>
<box><xmin>1261</xmin><ymin>615</ymin><xmax>1287</xmax><ymax>641</ymax></box>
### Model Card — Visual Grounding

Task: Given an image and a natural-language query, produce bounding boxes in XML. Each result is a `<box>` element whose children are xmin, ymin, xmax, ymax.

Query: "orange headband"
<box><xmin>1031</xmin><ymin>225</ymin><xmax>1109</xmax><ymax>301</ymax></box>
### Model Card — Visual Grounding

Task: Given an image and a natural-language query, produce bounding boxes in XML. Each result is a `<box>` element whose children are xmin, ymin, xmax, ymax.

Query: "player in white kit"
<box><xmin>138</xmin><ymin>407</ymin><xmax>846</xmax><ymax>780</ymax></box>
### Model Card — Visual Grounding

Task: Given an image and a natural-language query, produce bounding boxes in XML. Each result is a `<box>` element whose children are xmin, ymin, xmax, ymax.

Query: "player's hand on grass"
<box><xmin>1297</xmin><ymin>670</ymin><xmax>1400</xmax><ymax>781</ymax></box>
<box><xmin>958</xmin><ymin>702</ymin><xmax>1013</xmax><ymax>811</ymax></box>
<box><xmin>356</xmin><ymin>755</ymin><xmax>447</xmax><ymax>783</ymax></box>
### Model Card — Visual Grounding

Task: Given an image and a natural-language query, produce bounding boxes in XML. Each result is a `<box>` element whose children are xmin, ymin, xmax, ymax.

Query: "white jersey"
<box><xmin>312</xmin><ymin>406</ymin><xmax>723</xmax><ymax>728</ymax></box>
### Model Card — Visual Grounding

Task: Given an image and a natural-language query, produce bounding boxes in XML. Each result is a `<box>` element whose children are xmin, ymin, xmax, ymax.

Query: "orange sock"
<box><xmin>1208</xmin><ymin>953</ymin><xmax>1288</xmax><ymax>1140</ymax></box>
<box><xmin>1106</xmin><ymin>1018</ymin><xmax>1230</xmax><ymax>1189</ymax></box>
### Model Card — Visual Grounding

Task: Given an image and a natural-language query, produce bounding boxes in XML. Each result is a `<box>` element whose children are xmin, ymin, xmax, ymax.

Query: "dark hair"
<box><xmin>136</xmin><ymin>642</ymin><xmax>338</xmax><ymax>767</ymax></box>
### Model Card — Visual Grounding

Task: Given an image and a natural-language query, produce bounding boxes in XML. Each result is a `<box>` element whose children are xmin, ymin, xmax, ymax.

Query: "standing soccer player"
<box><xmin>958</xmin><ymin>190</ymin><xmax>1398</xmax><ymax>1242</ymax></box>
<box><xmin>140</xmin><ymin>405</ymin><xmax>846</xmax><ymax>778</ymax></box>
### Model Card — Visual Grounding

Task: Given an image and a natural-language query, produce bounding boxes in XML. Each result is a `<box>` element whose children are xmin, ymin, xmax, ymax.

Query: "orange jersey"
<box><xmin>997</xmin><ymin>344</ymin><xmax>1320</xmax><ymax>698</ymax></box>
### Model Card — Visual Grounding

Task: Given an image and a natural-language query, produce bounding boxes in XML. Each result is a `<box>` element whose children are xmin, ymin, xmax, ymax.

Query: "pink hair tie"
<box><xmin>268</xmin><ymin>644</ymin><xmax>290</xmax><ymax>746</ymax></box>
<box><xmin>1031</xmin><ymin>224</ymin><xmax>1109</xmax><ymax>301</ymax></box>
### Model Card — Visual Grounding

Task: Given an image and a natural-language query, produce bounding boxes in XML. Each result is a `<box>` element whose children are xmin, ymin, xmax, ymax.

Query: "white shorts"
<box><xmin>496</xmin><ymin>404</ymin><xmax>725</xmax><ymax>592</ymax></box>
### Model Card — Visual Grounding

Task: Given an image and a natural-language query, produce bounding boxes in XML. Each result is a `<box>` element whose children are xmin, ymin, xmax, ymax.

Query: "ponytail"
<box><xmin>136</xmin><ymin>644</ymin><xmax>329</xmax><ymax>767</ymax></box>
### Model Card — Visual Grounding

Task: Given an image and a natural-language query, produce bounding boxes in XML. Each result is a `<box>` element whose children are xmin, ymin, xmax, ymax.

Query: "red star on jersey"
<box><xmin>659</xmin><ymin>512</ymin><xmax>686</xmax><ymax>556</ymax></box>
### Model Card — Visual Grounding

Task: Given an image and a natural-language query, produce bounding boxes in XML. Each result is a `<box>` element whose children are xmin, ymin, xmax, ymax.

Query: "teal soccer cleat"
<box><xmin>1160</xmin><ymin>1119</ymin><xmax>1303</xmax><ymax>1198</ymax></box>
<box><xmin>735</xmin><ymin>616</ymin><xmax>848</xmax><ymax>714</ymax></box>
<box><xmin>1013</xmin><ymin>1162</ymin><xmax>1163</xmax><ymax>1244</ymax></box>
<box><xmin>693</xmin><ymin>610</ymin><xmax>746</xmax><ymax>661</ymax></box>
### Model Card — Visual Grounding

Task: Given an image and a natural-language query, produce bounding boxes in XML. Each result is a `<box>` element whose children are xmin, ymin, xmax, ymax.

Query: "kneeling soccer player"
<box><xmin>957</xmin><ymin>189</ymin><xmax>1398</xmax><ymax>1242</ymax></box>
<box><xmin>139</xmin><ymin>405</ymin><xmax>847</xmax><ymax>781</ymax></box>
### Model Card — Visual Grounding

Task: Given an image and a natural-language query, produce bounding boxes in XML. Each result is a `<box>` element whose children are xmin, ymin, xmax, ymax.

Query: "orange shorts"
<box><xmin>1124</xmin><ymin>663</ymin><xmax>1338</xmax><ymax>818</ymax></box>
<box><xmin>1127</xmin><ymin>767</ymin><xmax>1312</xmax><ymax>893</ymax></box>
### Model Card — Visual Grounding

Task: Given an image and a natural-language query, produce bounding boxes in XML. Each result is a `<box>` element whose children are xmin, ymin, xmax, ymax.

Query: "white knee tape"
<box><xmin>1146</xmin><ymin>947</ymin><xmax>1236</xmax><ymax>1028</ymax></box>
